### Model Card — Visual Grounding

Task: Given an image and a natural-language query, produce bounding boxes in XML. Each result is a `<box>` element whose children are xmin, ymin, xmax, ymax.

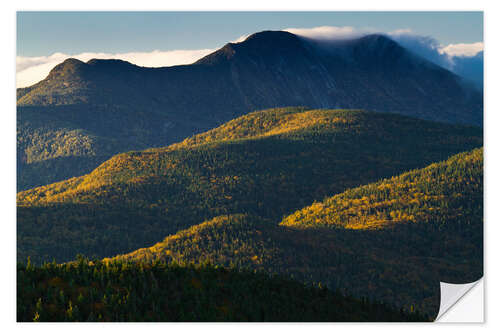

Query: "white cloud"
<box><xmin>387</xmin><ymin>28</ymin><xmax>413</xmax><ymax>36</ymax></box>
<box><xmin>387</xmin><ymin>32</ymin><xmax>454</xmax><ymax>69</ymax></box>
<box><xmin>285</xmin><ymin>26</ymin><xmax>483</xmax><ymax>58</ymax></box>
<box><xmin>439</xmin><ymin>42</ymin><xmax>484</xmax><ymax>57</ymax></box>
<box><xmin>284</xmin><ymin>26</ymin><xmax>416</xmax><ymax>41</ymax></box>
<box><xmin>284</xmin><ymin>26</ymin><xmax>364</xmax><ymax>40</ymax></box>
<box><xmin>16</xmin><ymin>49</ymin><xmax>215</xmax><ymax>88</ymax></box>
<box><xmin>231</xmin><ymin>34</ymin><xmax>249</xmax><ymax>43</ymax></box>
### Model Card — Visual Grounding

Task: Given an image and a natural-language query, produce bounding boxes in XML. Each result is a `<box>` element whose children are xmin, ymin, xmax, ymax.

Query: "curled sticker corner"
<box><xmin>435</xmin><ymin>278</ymin><xmax>483</xmax><ymax>321</ymax></box>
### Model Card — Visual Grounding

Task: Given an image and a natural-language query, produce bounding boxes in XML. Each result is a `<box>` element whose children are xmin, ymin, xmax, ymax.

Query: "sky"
<box><xmin>16</xmin><ymin>11</ymin><xmax>484</xmax><ymax>88</ymax></box>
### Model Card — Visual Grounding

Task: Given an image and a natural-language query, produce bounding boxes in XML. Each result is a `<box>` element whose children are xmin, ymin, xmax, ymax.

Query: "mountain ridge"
<box><xmin>108</xmin><ymin>148</ymin><xmax>483</xmax><ymax>317</ymax></box>
<box><xmin>17</xmin><ymin>31</ymin><xmax>483</xmax><ymax>191</ymax></box>
<box><xmin>18</xmin><ymin>108</ymin><xmax>482</xmax><ymax>265</ymax></box>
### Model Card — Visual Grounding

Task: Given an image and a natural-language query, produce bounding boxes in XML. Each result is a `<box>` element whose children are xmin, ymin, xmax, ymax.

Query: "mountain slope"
<box><xmin>17</xmin><ymin>108</ymin><xmax>482</xmax><ymax>264</ymax></box>
<box><xmin>282</xmin><ymin>148</ymin><xmax>482</xmax><ymax>230</ymax></box>
<box><xmin>111</xmin><ymin>148</ymin><xmax>483</xmax><ymax>317</ymax></box>
<box><xmin>17</xmin><ymin>31</ymin><xmax>483</xmax><ymax>190</ymax></box>
<box><xmin>17</xmin><ymin>260</ymin><xmax>426</xmax><ymax>322</ymax></box>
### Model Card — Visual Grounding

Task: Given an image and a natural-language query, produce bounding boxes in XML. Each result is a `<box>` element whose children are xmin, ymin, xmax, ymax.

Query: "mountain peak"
<box><xmin>358</xmin><ymin>33</ymin><xmax>395</xmax><ymax>43</ymax></box>
<box><xmin>61</xmin><ymin>58</ymin><xmax>85</xmax><ymax>66</ymax></box>
<box><xmin>239</xmin><ymin>30</ymin><xmax>302</xmax><ymax>50</ymax></box>
<box><xmin>46</xmin><ymin>58</ymin><xmax>88</xmax><ymax>80</ymax></box>
<box><xmin>354</xmin><ymin>34</ymin><xmax>402</xmax><ymax>52</ymax></box>
<box><xmin>51</xmin><ymin>58</ymin><xmax>86</xmax><ymax>71</ymax></box>
<box><xmin>87</xmin><ymin>58</ymin><xmax>135</xmax><ymax>68</ymax></box>
<box><xmin>243</xmin><ymin>30</ymin><xmax>298</xmax><ymax>43</ymax></box>
<box><xmin>347</xmin><ymin>33</ymin><xmax>414</xmax><ymax>68</ymax></box>
<box><xmin>195</xmin><ymin>30</ymin><xmax>302</xmax><ymax>65</ymax></box>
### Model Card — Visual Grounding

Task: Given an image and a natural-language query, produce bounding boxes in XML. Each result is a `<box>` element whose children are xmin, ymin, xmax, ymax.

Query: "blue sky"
<box><xmin>17</xmin><ymin>11</ymin><xmax>483</xmax><ymax>56</ymax></box>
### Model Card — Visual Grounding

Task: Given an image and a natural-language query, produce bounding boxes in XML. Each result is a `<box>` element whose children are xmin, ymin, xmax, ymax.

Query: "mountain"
<box><xmin>109</xmin><ymin>148</ymin><xmax>483</xmax><ymax>317</ymax></box>
<box><xmin>17</xmin><ymin>107</ymin><xmax>482</xmax><ymax>264</ymax></box>
<box><xmin>452</xmin><ymin>51</ymin><xmax>484</xmax><ymax>91</ymax></box>
<box><xmin>17</xmin><ymin>31</ymin><xmax>483</xmax><ymax>190</ymax></box>
<box><xmin>17</xmin><ymin>259</ymin><xmax>426</xmax><ymax>322</ymax></box>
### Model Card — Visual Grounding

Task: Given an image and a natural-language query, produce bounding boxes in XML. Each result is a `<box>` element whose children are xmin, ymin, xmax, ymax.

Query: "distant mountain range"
<box><xmin>17</xmin><ymin>31</ymin><xmax>483</xmax><ymax>191</ymax></box>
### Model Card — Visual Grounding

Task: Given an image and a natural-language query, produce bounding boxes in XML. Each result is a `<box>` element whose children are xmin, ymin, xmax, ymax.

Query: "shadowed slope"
<box><xmin>17</xmin><ymin>259</ymin><xmax>427</xmax><ymax>322</ymax></box>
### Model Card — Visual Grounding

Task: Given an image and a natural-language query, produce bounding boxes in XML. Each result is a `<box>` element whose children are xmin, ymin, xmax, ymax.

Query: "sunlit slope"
<box><xmin>165</xmin><ymin>106</ymin><xmax>353</xmax><ymax>149</ymax></box>
<box><xmin>18</xmin><ymin>108</ymin><xmax>481</xmax><ymax>203</ymax></box>
<box><xmin>111</xmin><ymin>149</ymin><xmax>483</xmax><ymax>317</ymax></box>
<box><xmin>282</xmin><ymin>147</ymin><xmax>483</xmax><ymax>230</ymax></box>
<box><xmin>108</xmin><ymin>214</ymin><xmax>279</xmax><ymax>265</ymax></box>
<box><xmin>17</xmin><ymin>108</ymin><xmax>482</xmax><ymax>263</ymax></box>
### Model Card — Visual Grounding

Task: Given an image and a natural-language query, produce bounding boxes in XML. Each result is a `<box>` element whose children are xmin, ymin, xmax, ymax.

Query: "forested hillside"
<box><xmin>17</xmin><ymin>31</ymin><xmax>483</xmax><ymax>190</ymax></box>
<box><xmin>17</xmin><ymin>108</ymin><xmax>482</xmax><ymax>264</ymax></box>
<box><xmin>17</xmin><ymin>259</ymin><xmax>427</xmax><ymax>322</ymax></box>
<box><xmin>111</xmin><ymin>148</ymin><xmax>483</xmax><ymax>317</ymax></box>
<box><xmin>282</xmin><ymin>148</ymin><xmax>483</xmax><ymax>230</ymax></box>
<box><xmin>17</xmin><ymin>106</ymin><xmax>148</xmax><ymax>189</ymax></box>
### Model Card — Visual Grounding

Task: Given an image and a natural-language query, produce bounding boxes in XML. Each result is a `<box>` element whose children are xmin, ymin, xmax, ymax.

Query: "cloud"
<box><xmin>283</xmin><ymin>26</ymin><xmax>483</xmax><ymax>90</ymax></box>
<box><xmin>231</xmin><ymin>34</ymin><xmax>249</xmax><ymax>43</ymax></box>
<box><xmin>387</xmin><ymin>32</ymin><xmax>454</xmax><ymax>69</ymax></box>
<box><xmin>440</xmin><ymin>42</ymin><xmax>484</xmax><ymax>57</ymax></box>
<box><xmin>386</xmin><ymin>31</ymin><xmax>483</xmax><ymax>62</ymax></box>
<box><xmin>387</xmin><ymin>28</ymin><xmax>413</xmax><ymax>36</ymax></box>
<box><xmin>16</xmin><ymin>49</ymin><xmax>215</xmax><ymax>88</ymax></box>
<box><xmin>284</xmin><ymin>26</ymin><xmax>365</xmax><ymax>40</ymax></box>
<box><xmin>284</xmin><ymin>25</ymin><xmax>483</xmax><ymax>59</ymax></box>
<box><xmin>386</xmin><ymin>31</ymin><xmax>483</xmax><ymax>89</ymax></box>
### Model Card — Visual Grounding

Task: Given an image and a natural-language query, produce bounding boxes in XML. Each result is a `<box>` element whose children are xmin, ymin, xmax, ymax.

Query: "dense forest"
<box><xmin>17</xmin><ymin>108</ymin><xmax>482</xmax><ymax>264</ymax></box>
<box><xmin>17</xmin><ymin>258</ymin><xmax>427</xmax><ymax>322</ymax></box>
<box><xmin>282</xmin><ymin>148</ymin><xmax>483</xmax><ymax>230</ymax></box>
<box><xmin>111</xmin><ymin>148</ymin><xmax>483</xmax><ymax>317</ymax></box>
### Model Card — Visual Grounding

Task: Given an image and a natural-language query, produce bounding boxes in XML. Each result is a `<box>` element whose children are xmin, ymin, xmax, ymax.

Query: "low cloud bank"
<box><xmin>284</xmin><ymin>26</ymin><xmax>365</xmax><ymax>40</ymax></box>
<box><xmin>16</xmin><ymin>49</ymin><xmax>214</xmax><ymax>88</ymax></box>
<box><xmin>388</xmin><ymin>32</ymin><xmax>453</xmax><ymax>69</ymax></box>
<box><xmin>387</xmin><ymin>31</ymin><xmax>483</xmax><ymax>89</ymax></box>
<box><xmin>441</xmin><ymin>42</ymin><xmax>484</xmax><ymax>57</ymax></box>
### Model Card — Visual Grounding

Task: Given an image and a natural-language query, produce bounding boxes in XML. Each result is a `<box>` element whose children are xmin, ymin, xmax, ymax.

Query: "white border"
<box><xmin>3</xmin><ymin>0</ymin><xmax>498</xmax><ymax>331</ymax></box>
